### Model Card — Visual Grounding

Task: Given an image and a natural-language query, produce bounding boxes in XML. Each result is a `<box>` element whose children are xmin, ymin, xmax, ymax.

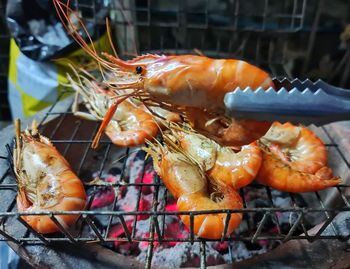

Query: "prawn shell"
<box><xmin>262</xmin><ymin>122</ymin><xmax>328</xmax><ymax>174</ymax></box>
<box><xmin>177</xmin><ymin>131</ymin><xmax>218</xmax><ymax>171</ymax></box>
<box><xmin>184</xmin><ymin>108</ymin><xmax>271</xmax><ymax>147</ymax></box>
<box><xmin>144</xmin><ymin>55</ymin><xmax>274</xmax><ymax>110</ymax></box>
<box><xmin>17</xmin><ymin>193</ymin><xmax>86</xmax><ymax>234</ymax></box>
<box><xmin>157</xmin><ymin>151</ymin><xmax>207</xmax><ymax>199</ymax></box>
<box><xmin>218</xmin><ymin>119</ymin><xmax>271</xmax><ymax>147</ymax></box>
<box><xmin>16</xmin><ymin>136</ymin><xmax>87</xmax><ymax>234</ymax></box>
<box><xmin>209</xmin><ymin>141</ymin><xmax>262</xmax><ymax>189</ymax></box>
<box><xmin>257</xmin><ymin>150</ymin><xmax>341</xmax><ymax>193</ymax></box>
<box><xmin>176</xmin><ymin>131</ymin><xmax>262</xmax><ymax>189</ymax></box>
<box><xmin>257</xmin><ymin>122</ymin><xmax>341</xmax><ymax>192</ymax></box>
<box><xmin>177</xmin><ymin>191</ymin><xmax>243</xmax><ymax>239</ymax></box>
<box><xmin>105</xmin><ymin>100</ymin><xmax>159</xmax><ymax>147</ymax></box>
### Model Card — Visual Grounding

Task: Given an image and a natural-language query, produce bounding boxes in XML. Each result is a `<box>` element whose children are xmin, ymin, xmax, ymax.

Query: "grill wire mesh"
<box><xmin>1</xmin><ymin>0</ymin><xmax>350</xmax><ymax>268</ymax></box>
<box><xmin>1</xmin><ymin>89</ymin><xmax>350</xmax><ymax>268</ymax></box>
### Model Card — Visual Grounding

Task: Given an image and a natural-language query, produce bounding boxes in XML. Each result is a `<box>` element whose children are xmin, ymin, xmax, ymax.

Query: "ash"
<box><xmin>87</xmin><ymin>149</ymin><xmax>312</xmax><ymax>267</ymax></box>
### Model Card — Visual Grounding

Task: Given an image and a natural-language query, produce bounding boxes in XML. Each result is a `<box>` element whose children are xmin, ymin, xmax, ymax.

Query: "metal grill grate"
<box><xmin>0</xmin><ymin>88</ymin><xmax>350</xmax><ymax>268</ymax></box>
<box><xmin>1</xmin><ymin>0</ymin><xmax>350</xmax><ymax>268</ymax></box>
<box><xmin>110</xmin><ymin>0</ymin><xmax>318</xmax><ymax>78</ymax></box>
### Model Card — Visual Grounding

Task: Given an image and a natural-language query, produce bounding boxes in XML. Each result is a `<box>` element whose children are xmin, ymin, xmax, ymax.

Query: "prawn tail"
<box><xmin>257</xmin><ymin>164</ymin><xmax>342</xmax><ymax>193</ymax></box>
<box><xmin>308</xmin><ymin>176</ymin><xmax>342</xmax><ymax>191</ymax></box>
<box><xmin>287</xmin><ymin>175</ymin><xmax>342</xmax><ymax>193</ymax></box>
<box><xmin>177</xmin><ymin>190</ymin><xmax>243</xmax><ymax>239</ymax></box>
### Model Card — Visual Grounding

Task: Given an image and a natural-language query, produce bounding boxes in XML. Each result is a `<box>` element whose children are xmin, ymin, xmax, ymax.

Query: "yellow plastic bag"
<box><xmin>8</xmin><ymin>33</ymin><xmax>111</xmax><ymax>118</ymax></box>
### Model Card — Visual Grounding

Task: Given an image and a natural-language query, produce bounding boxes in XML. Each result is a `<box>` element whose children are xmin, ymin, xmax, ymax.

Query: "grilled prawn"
<box><xmin>67</xmin><ymin>71</ymin><xmax>159</xmax><ymax>148</ymax></box>
<box><xmin>99</xmin><ymin>53</ymin><xmax>274</xmax><ymax>147</ymax></box>
<box><xmin>257</xmin><ymin>122</ymin><xmax>341</xmax><ymax>192</ymax></box>
<box><xmin>53</xmin><ymin>0</ymin><xmax>274</xmax><ymax>146</ymax></box>
<box><xmin>54</xmin><ymin>1</ymin><xmax>274</xmax><ymax>108</ymax></box>
<box><xmin>106</xmin><ymin>54</ymin><xmax>275</xmax><ymax>110</ymax></box>
<box><xmin>184</xmin><ymin>107</ymin><xmax>271</xmax><ymax>148</ymax></box>
<box><xmin>13</xmin><ymin>119</ymin><xmax>86</xmax><ymax>234</ymax></box>
<box><xmin>168</xmin><ymin>127</ymin><xmax>262</xmax><ymax>189</ymax></box>
<box><xmin>145</xmin><ymin>137</ymin><xmax>243</xmax><ymax>239</ymax></box>
<box><xmin>67</xmin><ymin>68</ymin><xmax>181</xmax><ymax>148</ymax></box>
<box><xmin>82</xmin><ymin>54</ymin><xmax>273</xmax><ymax>147</ymax></box>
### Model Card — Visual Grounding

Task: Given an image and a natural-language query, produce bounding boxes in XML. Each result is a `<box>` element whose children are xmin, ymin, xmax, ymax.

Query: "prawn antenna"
<box><xmin>52</xmin><ymin>0</ymin><xmax>114</xmax><ymax>70</ymax></box>
<box><xmin>106</xmin><ymin>17</ymin><xmax>118</xmax><ymax>59</ymax></box>
<box><xmin>14</xmin><ymin>118</ymin><xmax>21</xmax><ymax>169</ymax></box>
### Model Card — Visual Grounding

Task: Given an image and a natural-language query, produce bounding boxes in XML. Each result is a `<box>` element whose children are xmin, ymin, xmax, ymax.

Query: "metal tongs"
<box><xmin>224</xmin><ymin>78</ymin><xmax>350</xmax><ymax>126</ymax></box>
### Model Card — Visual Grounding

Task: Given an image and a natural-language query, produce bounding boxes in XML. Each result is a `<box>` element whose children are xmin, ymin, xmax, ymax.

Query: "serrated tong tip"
<box><xmin>224</xmin><ymin>78</ymin><xmax>350</xmax><ymax>126</ymax></box>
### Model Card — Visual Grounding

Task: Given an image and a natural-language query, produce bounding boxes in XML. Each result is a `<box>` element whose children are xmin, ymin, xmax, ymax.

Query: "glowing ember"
<box><xmin>91</xmin><ymin>187</ymin><xmax>115</xmax><ymax>209</ymax></box>
<box><xmin>86</xmin><ymin>150</ymin><xmax>308</xmax><ymax>268</ymax></box>
<box><xmin>108</xmin><ymin>221</ymin><xmax>139</xmax><ymax>255</ymax></box>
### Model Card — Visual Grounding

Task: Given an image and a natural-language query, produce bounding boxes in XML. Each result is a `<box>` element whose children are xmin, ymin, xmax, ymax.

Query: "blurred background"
<box><xmin>1</xmin><ymin>0</ymin><xmax>350</xmax><ymax>128</ymax></box>
<box><xmin>0</xmin><ymin>0</ymin><xmax>350</xmax><ymax>267</ymax></box>
<box><xmin>0</xmin><ymin>0</ymin><xmax>10</xmax><ymax>127</ymax></box>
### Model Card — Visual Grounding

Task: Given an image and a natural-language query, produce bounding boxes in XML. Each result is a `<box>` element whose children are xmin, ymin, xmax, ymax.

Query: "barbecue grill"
<box><xmin>1</xmin><ymin>0</ymin><xmax>350</xmax><ymax>268</ymax></box>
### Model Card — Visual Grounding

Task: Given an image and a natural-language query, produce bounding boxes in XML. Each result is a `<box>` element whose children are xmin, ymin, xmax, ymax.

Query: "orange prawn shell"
<box><xmin>53</xmin><ymin>1</ymin><xmax>274</xmax><ymax>114</ymax></box>
<box><xmin>257</xmin><ymin>150</ymin><xmax>341</xmax><ymax>193</ymax></box>
<box><xmin>154</xmin><ymin>150</ymin><xmax>207</xmax><ymax>199</ymax></box>
<box><xmin>16</xmin><ymin>136</ymin><xmax>86</xmax><ymax>234</ymax></box>
<box><xmin>263</xmin><ymin>122</ymin><xmax>329</xmax><ymax>174</ymax></box>
<box><xmin>175</xmin><ymin>131</ymin><xmax>262</xmax><ymax>189</ymax></box>
<box><xmin>149</xmin><ymin>145</ymin><xmax>243</xmax><ymax>239</ymax></box>
<box><xmin>288</xmin><ymin>125</ymin><xmax>328</xmax><ymax>174</ymax></box>
<box><xmin>177</xmin><ymin>191</ymin><xmax>243</xmax><ymax>239</ymax></box>
<box><xmin>209</xmin><ymin>141</ymin><xmax>262</xmax><ymax>189</ymax></box>
<box><xmin>66</xmin><ymin>73</ymin><xmax>161</xmax><ymax>148</ymax></box>
<box><xmin>105</xmin><ymin>100</ymin><xmax>159</xmax><ymax>147</ymax></box>
<box><xmin>144</xmin><ymin>55</ymin><xmax>274</xmax><ymax>110</ymax></box>
<box><xmin>184</xmin><ymin>107</ymin><xmax>272</xmax><ymax>147</ymax></box>
<box><xmin>257</xmin><ymin>122</ymin><xmax>341</xmax><ymax>193</ymax></box>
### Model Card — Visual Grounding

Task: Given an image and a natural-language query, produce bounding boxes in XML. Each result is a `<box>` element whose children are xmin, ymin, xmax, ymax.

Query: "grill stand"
<box><xmin>0</xmin><ymin>96</ymin><xmax>349</xmax><ymax>269</ymax></box>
